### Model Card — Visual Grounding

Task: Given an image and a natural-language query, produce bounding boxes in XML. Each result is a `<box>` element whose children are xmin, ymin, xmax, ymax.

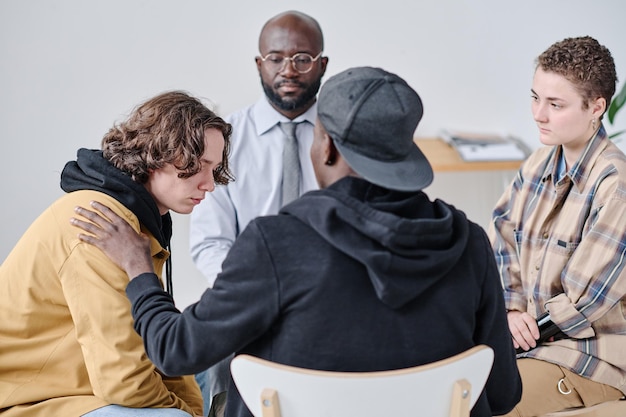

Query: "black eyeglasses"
<box><xmin>258</xmin><ymin>52</ymin><xmax>323</xmax><ymax>74</ymax></box>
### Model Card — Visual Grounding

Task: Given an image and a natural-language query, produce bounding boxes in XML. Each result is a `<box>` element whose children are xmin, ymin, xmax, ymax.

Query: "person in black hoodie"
<box><xmin>0</xmin><ymin>90</ymin><xmax>232</xmax><ymax>417</ymax></box>
<box><xmin>71</xmin><ymin>67</ymin><xmax>522</xmax><ymax>417</ymax></box>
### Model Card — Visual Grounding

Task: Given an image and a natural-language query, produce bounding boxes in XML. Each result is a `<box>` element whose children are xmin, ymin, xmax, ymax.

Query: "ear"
<box><xmin>255</xmin><ymin>56</ymin><xmax>263</xmax><ymax>74</ymax></box>
<box><xmin>591</xmin><ymin>96</ymin><xmax>607</xmax><ymax>118</ymax></box>
<box><xmin>319</xmin><ymin>56</ymin><xmax>329</xmax><ymax>78</ymax></box>
<box><xmin>322</xmin><ymin>133</ymin><xmax>339</xmax><ymax>164</ymax></box>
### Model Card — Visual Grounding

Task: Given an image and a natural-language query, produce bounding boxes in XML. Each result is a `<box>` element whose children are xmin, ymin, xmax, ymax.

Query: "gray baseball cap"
<box><xmin>317</xmin><ymin>66</ymin><xmax>433</xmax><ymax>192</ymax></box>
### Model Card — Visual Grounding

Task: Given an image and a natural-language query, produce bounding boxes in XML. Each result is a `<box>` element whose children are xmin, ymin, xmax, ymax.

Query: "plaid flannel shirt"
<box><xmin>488</xmin><ymin>126</ymin><xmax>626</xmax><ymax>394</ymax></box>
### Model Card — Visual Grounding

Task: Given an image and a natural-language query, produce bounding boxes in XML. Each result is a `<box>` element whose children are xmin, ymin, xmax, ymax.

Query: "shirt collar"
<box><xmin>252</xmin><ymin>96</ymin><xmax>318</xmax><ymax>136</ymax></box>
<box><xmin>541</xmin><ymin>125</ymin><xmax>609</xmax><ymax>189</ymax></box>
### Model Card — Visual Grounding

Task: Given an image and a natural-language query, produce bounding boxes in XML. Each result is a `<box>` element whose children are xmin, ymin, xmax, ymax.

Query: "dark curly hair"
<box><xmin>537</xmin><ymin>36</ymin><xmax>617</xmax><ymax>118</ymax></box>
<box><xmin>102</xmin><ymin>91</ymin><xmax>234</xmax><ymax>185</ymax></box>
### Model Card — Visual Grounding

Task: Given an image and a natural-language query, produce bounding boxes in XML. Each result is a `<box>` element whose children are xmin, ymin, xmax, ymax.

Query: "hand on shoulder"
<box><xmin>70</xmin><ymin>201</ymin><xmax>154</xmax><ymax>278</ymax></box>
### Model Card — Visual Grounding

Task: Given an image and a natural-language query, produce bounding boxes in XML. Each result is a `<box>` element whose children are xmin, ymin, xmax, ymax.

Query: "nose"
<box><xmin>199</xmin><ymin>171</ymin><xmax>215</xmax><ymax>193</ymax></box>
<box><xmin>533</xmin><ymin>102</ymin><xmax>548</xmax><ymax>123</ymax></box>
<box><xmin>279</xmin><ymin>57</ymin><xmax>299</xmax><ymax>77</ymax></box>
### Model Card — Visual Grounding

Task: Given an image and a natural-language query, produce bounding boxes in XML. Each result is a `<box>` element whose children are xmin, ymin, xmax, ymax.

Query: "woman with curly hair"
<box><xmin>489</xmin><ymin>36</ymin><xmax>626</xmax><ymax>416</ymax></box>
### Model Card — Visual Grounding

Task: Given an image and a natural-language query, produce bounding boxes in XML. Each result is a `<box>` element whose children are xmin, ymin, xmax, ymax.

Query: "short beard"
<box><xmin>261</xmin><ymin>78</ymin><xmax>322</xmax><ymax>113</ymax></box>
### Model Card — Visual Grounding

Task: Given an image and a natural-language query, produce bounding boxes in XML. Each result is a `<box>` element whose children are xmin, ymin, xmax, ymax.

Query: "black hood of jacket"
<box><xmin>60</xmin><ymin>148</ymin><xmax>172</xmax><ymax>249</ymax></box>
<box><xmin>282</xmin><ymin>176</ymin><xmax>470</xmax><ymax>309</ymax></box>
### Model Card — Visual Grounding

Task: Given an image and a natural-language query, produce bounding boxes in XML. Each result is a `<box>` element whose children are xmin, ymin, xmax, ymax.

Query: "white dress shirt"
<box><xmin>190</xmin><ymin>96</ymin><xmax>319</xmax><ymax>286</ymax></box>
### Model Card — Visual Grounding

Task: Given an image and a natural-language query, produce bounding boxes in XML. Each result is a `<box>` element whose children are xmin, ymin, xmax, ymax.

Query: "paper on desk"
<box><xmin>454</xmin><ymin>142</ymin><xmax>527</xmax><ymax>161</ymax></box>
<box><xmin>439</xmin><ymin>130</ymin><xmax>529</xmax><ymax>162</ymax></box>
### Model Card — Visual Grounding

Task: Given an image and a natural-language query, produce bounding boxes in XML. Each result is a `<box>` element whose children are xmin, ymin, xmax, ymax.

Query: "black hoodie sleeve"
<box><xmin>126</xmin><ymin>221</ymin><xmax>281</xmax><ymax>376</ymax></box>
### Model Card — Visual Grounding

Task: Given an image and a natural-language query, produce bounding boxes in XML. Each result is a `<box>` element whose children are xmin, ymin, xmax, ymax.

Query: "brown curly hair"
<box><xmin>536</xmin><ymin>36</ymin><xmax>617</xmax><ymax>118</ymax></box>
<box><xmin>102</xmin><ymin>91</ymin><xmax>233</xmax><ymax>185</ymax></box>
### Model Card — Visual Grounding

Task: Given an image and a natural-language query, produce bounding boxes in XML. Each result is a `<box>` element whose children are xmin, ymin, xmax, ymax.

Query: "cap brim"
<box><xmin>334</xmin><ymin>141</ymin><xmax>433</xmax><ymax>192</ymax></box>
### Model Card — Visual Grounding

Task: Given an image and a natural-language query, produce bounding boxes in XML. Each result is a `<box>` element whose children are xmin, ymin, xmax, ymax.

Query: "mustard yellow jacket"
<box><xmin>0</xmin><ymin>190</ymin><xmax>203</xmax><ymax>417</ymax></box>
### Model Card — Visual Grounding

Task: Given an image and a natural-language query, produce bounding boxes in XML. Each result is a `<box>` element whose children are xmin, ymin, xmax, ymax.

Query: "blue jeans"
<box><xmin>82</xmin><ymin>405</ymin><xmax>193</xmax><ymax>417</ymax></box>
<box><xmin>195</xmin><ymin>354</ymin><xmax>232</xmax><ymax>412</ymax></box>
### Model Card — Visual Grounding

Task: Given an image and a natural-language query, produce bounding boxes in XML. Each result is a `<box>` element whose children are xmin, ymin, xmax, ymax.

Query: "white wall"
<box><xmin>2</xmin><ymin>0</ymin><xmax>625</xmax><ymax>309</ymax></box>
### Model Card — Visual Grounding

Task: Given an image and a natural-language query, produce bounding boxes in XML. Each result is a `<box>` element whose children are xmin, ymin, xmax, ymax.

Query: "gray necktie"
<box><xmin>279</xmin><ymin>121</ymin><xmax>301</xmax><ymax>206</ymax></box>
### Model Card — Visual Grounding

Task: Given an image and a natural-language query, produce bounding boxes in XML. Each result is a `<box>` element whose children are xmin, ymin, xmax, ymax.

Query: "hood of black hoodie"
<box><xmin>282</xmin><ymin>176</ymin><xmax>470</xmax><ymax>309</ymax></box>
<box><xmin>60</xmin><ymin>148</ymin><xmax>172</xmax><ymax>248</ymax></box>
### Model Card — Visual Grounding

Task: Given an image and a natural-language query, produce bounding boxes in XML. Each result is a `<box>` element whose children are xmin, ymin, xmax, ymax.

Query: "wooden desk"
<box><xmin>414</xmin><ymin>138</ymin><xmax>523</xmax><ymax>172</ymax></box>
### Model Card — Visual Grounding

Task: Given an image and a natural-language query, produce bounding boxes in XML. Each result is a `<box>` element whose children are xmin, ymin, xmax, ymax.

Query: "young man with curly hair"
<box><xmin>0</xmin><ymin>91</ymin><xmax>232</xmax><ymax>417</ymax></box>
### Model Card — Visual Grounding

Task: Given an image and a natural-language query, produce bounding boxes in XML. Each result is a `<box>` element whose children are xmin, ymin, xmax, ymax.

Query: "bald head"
<box><xmin>259</xmin><ymin>10</ymin><xmax>324</xmax><ymax>53</ymax></box>
<box><xmin>255</xmin><ymin>10</ymin><xmax>328</xmax><ymax>119</ymax></box>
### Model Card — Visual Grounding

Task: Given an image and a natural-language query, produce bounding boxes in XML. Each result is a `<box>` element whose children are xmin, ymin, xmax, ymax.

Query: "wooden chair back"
<box><xmin>230</xmin><ymin>345</ymin><xmax>494</xmax><ymax>417</ymax></box>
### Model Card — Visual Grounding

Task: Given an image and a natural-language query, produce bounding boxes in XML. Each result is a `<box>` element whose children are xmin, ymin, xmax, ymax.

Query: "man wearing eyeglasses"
<box><xmin>189</xmin><ymin>10</ymin><xmax>328</xmax><ymax>413</ymax></box>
